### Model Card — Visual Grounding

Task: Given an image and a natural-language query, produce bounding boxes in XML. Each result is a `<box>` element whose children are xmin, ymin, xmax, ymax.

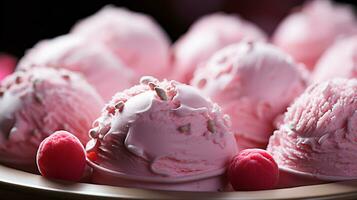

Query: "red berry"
<box><xmin>227</xmin><ymin>149</ymin><xmax>279</xmax><ymax>191</ymax></box>
<box><xmin>87</xmin><ymin>151</ymin><xmax>98</xmax><ymax>162</ymax></box>
<box><xmin>36</xmin><ymin>131</ymin><xmax>86</xmax><ymax>182</ymax></box>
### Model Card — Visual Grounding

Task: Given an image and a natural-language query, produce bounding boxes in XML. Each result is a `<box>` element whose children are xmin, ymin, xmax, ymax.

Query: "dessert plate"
<box><xmin>1</xmin><ymin>164</ymin><xmax>357</xmax><ymax>200</ymax></box>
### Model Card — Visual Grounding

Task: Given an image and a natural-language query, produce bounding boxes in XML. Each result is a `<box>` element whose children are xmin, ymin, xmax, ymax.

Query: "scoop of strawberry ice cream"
<box><xmin>272</xmin><ymin>0</ymin><xmax>357</xmax><ymax>70</ymax></box>
<box><xmin>267</xmin><ymin>79</ymin><xmax>357</xmax><ymax>181</ymax></box>
<box><xmin>71</xmin><ymin>6</ymin><xmax>171</xmax><ymax>79</ymax></box>
<box><xmin>228</xmin><ymin>149</ymin><xmax>279</xmax><ymax>191</ymax></box>
<box><xmin>36</xmin><ymin>131</ymin><xmax>86</xmax><ymax>181</ymax></box>
<box><xmin>172</xmin><ymin>13</ymin><xmax>267</xmax><ymax>83</ymax></box>
<box><xmin>18</xmin><ymin>34</ymin><xmax>135</xmax><ymax>101</ymax></box>
<box><xmin>312</xmin><ymin>35</ymin><xmax>357</xmax><ymax>83</ymax></box>
<box><xmin>0</xmin><ymin>67</ymin><xmax>103</xmax><ymax>172</ymax></box>
<box><xmin>86</xmin><ymin>76</ymin><xmax>238</xmax><ymax>191</ymax></box>
<box><xmin>191</xmin><ymin>42</ymin><xmax>308</xmax><ymax>150</ymax></box>
<box><xmin>0</xmin><ymin>54</ymin><xmax>16</xmax><ymax>81</ymax></box>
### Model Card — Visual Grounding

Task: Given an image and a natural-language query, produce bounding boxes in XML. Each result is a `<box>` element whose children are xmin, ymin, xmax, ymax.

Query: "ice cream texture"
<box><xmin>312</xmin><ymin>35</ymin><xmax>357</xmax><ymax>83</ymax></box>
<box><xmin>0</xmin><ymin>67</ymin><xmax>103</xmax><ymax>172</ymax></box>
<box><xmin>191</xmin><ymin>41</ymin><xmax>308</xmax><ymax>149</ymax></box>
<box><xmin>72</xmin><ymin>6</ymin><xmax>171</xmax><ymax>79</ymax></box>
<box><xmin>18</xmin><ymin>34</ymin><xmax>135</xmax><ymax>101</ymax></box>
<box><xmin>267</xmin><ymin>78</ymin><xmax>357</xmax><ymax>179</ymax></box>
<box><xmin>273</xmin><ymin>0</ymin><xmax>357</xmax><ymax>70</ymax></box>
<box><xmin>86</xmin><ymin>76</ymin><xmax>238</xmax><ymax>191</ymax></box>
<box><xmin>172</xmin><ymin>13</ymin><xmax>267</xmax><ymax>83</ymax></box>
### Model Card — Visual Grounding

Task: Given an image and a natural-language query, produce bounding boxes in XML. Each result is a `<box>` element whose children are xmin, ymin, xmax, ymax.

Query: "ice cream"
<box><xmin>191</xmin><ymin>42</ymin><xmax>308</xmax><ymax>150</ymax></box>
<box><xmin>86</xmin><ymin>76</ymin><xmax>238</xmax><ymax>191</ymax></box>
<box><xmin>71</xmin><ymin>6</ymin><xmax>171</xmax><ymax>79</ymax></box>
<box><xmin>18</xmin><ymin>34</ymin><xmax>135</xmax><ymax>101</ymax></box>
<box><xmin>0</xmin><ymin>67</ymin><xmax>104</xmax><ymax>172</ymax></box>
<box><xmin>312</xmin><ymin>35</ymin><xmax>357</xmax><ymax>83</ymax></box>
<box><xmin>172</xmin><ymin>13</ymin><xmax>267</xmax><ymax>83</ymax></box>
<box><xmin>272</xmin><ymin>0</ymin><xmax>357</xmax><ymax>70</ymax></box>
<box><xmin>267</xmin><ymin>79</ymin><xmax>357</xmax><ymax>185</ymax></box>
<box><xmin>0</xmin><ymin>53</ymin><xmax>16</xmax><ymax>81</ymax></box>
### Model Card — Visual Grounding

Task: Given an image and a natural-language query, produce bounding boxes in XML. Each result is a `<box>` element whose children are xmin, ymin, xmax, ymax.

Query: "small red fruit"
<box><xmin>36</xmin><ymin>131</ymin><xmax>86</xmax><ymax>182</ymax></box>
<box><xmin>227</xmin><ymin>149</ymin><xmax>279</xmax><ymax>191</ymax></box>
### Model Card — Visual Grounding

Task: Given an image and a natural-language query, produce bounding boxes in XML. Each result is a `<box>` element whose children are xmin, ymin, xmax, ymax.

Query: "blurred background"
<box><xmin>0</xmin><ymin>0</ymin><xmax>356</xmax><ymax>57</ymax></box>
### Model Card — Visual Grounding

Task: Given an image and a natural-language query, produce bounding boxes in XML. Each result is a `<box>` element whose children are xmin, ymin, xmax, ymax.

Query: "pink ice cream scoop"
<box><xmin>312</xmin><ymin>35</ymin><xmax>357</xmax><ymax>83</ymax></box>
<box><xmin>86</xmin><ymin>76</ymin><xmax>238</xmax><ymax>191</ymax></box>
<box><xmin>18</xmin><ymin>35</ymin><xmax>135</xmax><ymax>101</ymax></box>
<box><xmin>0</xmin><ymin>67</ymin><xmax>104</xmax><ymax>172</ymax></box>
<box><xmin>172</xmin><ymin>13</ymin><xmax>267</xmax><ymax>83</ymax></box>
<box><xmin>71</xmin><ymin>6</ymin><xmax>171</xmax><ymax>79</ymax></box>
<box><xmin>272</xmin><ymin>0</ymin><xmax>357</xmax><ymax>70</ymax></box>
<box><xmin>267</xmin><ymin>79</ymin><xmax>357</xmax><ymax>187</ymax></box>
<box><xmin>0</xmin><ymin>53</ymin><xmax>17</xmax><ymax>81</ymax></box>
<box><xmin>191</xmin><ymin>42</ymin><xmax>309</xmax><ymax>150</ymax></box>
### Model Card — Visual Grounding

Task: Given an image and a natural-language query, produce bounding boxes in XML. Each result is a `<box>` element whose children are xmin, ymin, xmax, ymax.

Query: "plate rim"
<box><xmin>1</xmin><ymin>164</ymin><xmax>357</xmax><ymax>200</ymax></box>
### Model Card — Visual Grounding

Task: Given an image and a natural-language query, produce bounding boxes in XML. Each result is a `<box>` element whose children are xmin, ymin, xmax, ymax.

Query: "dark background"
<box><xmin>0</xmin><ymin>0</ymin><xmax>356</xmax><ymax>57</ymax></box>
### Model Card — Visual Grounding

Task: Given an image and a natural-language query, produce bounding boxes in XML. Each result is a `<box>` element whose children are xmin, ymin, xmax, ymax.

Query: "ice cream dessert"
<box><xmin>86</xmin><ymin>76</ymin><xmax>238</xmax><ymax>191</ymax></box>
<box><xmin>0</xmin><ymin>67</ymin><xmax>104</xmax><ymax>172</ymax></box>
<box><xmin>312</xmin><ymin>35</ymin><xmax>357</xmax><ymax>83</ymax></box>
<box><xmin>172</xmin><ymin>13</ymin><xmax>267</xmax><ymax>83</ymax></box>
<box><xmin>267</xmin><ymin>79</ymin><xmax>357</xmax><ymax>186</ymax></box>
<box><xmin>0</xmin><ymin>53</ymin><xmax>16</xmax><ymax>81</ymax></box>
<box><xmin>272</xmin><ymin>0</ymin><xmax>357</xmax><ymax>70</ymax></box>
<box><xmin>71</xmin><ymin>6</ymin><xmax>171</xmax><ymax>79</ymax></box>
<box><xmin>191</xmin><ymin>42</ymin><xmax>308</xmax><ymax>150</ymax></box>
<box><xmin>18</xmin><ymin>35</ymin><xmax>135</xmax><ymax>101</ymax></box>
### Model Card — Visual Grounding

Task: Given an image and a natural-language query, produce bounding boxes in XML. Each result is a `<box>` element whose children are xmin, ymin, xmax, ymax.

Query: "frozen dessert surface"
<box><xmin>86</xmin><ymin>76</ymin><xmax>237</xmax><ymax>191</ymax></box>
<box><xmin>173</xmin><ymin>13</ymin><xmax>267</xmax><ymax>83</ymax></box>
<box><xmin>268</xmin><ymin>78</ymin><xmax>357</xmax><ymax>178</ymax></box>
<box><xmin>191</xmin><ymin>41</ymin><xmax>308</xmax><ymax>149</ymax></box>
<box><xmin>18</xmin><ymin>34</ymin><xmax>135</xmax><ymax>101</ymax></box>
<box><xmin>312</xmin><ymin>35</ymin><xmax>357</xmax><ymax>83</ymax></box>
<box><xmin>0</xmin><ymin>67</ymin><xmax>103</xmax><ymax>171</ymax></box>
<box><xmin>273</xmin><ymin>0</ymin><xmax>357</xmax><ymax>70</ymax></box>
<box><xmin>72</xmin><ymin>6</ymin><xmax>171</xmax><ymax>79</ymax></box>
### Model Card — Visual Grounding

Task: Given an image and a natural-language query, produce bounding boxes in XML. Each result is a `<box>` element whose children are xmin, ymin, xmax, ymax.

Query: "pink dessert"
<box><xmin>86</xmin><ymin>76</ymin><xmax>238</xmax><ymax>191</ymax></box>
<box><xmin>267</xmin><ymin>79</ymin><xmax>357</xmax><ymax>187</ymax></box>
<box><xmin>228</xmin><ymin>149</ymin><xmax>279</xmax><ymax>191</ymax></box>
<box><xmin>18</xmin><ymin>35</ymin><xmax>135</xmax><ymax>101</ymax></box>
<box><xmin>71</xmin><ymin>6</ymin><xmax>171</xmax><ymax>79</ymax></box>
<box><xmin>0</xmin><ymin>67</ymin><xmax>103</xmax><ymax>172</ymax></box>
<box><xmin>172</xmin><ymin>13</ymin><xmax>267</xmax><ymax>83</ymax></box>
<box><xmin>191</xmin><ymin>42</ymin><xmax>308</xmax><ymax>150</ymax></box>
<box><xmin>0</xmin><ymin>53</ymin><xmax>17</xmax><ymax>81</ymax></box>
<box><xmin>272</xmin><ymin>0</ymin><xmax>357</xmax><ymax>70</ymax></box>
<box><xmin>312</xmin><ymin>35</ymin><xmax>357</xmax><ymax>83</ymax></box>
<box><xmin>37</xmin><ymin>131</ymin><xmax>86</xmax><ymax>181</ymax></box>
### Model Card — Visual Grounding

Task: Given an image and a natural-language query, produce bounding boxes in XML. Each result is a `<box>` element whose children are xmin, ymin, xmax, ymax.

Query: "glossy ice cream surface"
<box><xmin>173</xmin><ymin>13</ymin><xmax>267</xmax><ymax>83</ymax></box>
<box><xmin>191</xmin><ymin>42</ymin><xmax>308</xmax><ymax>149</ymax></box>
<box><xmin>72</xmin><ymin>6</ymin><xmax>171</xmax><ymax>79</ymax></box>
<box><xmin>86</xmin><ymin>76</ymin><xmax>238</xmax><ymax>191</ymax></box>
<box><xmin>312</xmin><ymin>35</ymin><xmax>357</xmax><ymax>83</ymax></box>
<box><xmin>18</xmin><ymin>35</ymin><xmax>135</xmax><ymax>101</ymax></box>
<box><xmin>273</xmin><ymin>0</ymin><xmax>357</xmax><ymax>70</ymax></box>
